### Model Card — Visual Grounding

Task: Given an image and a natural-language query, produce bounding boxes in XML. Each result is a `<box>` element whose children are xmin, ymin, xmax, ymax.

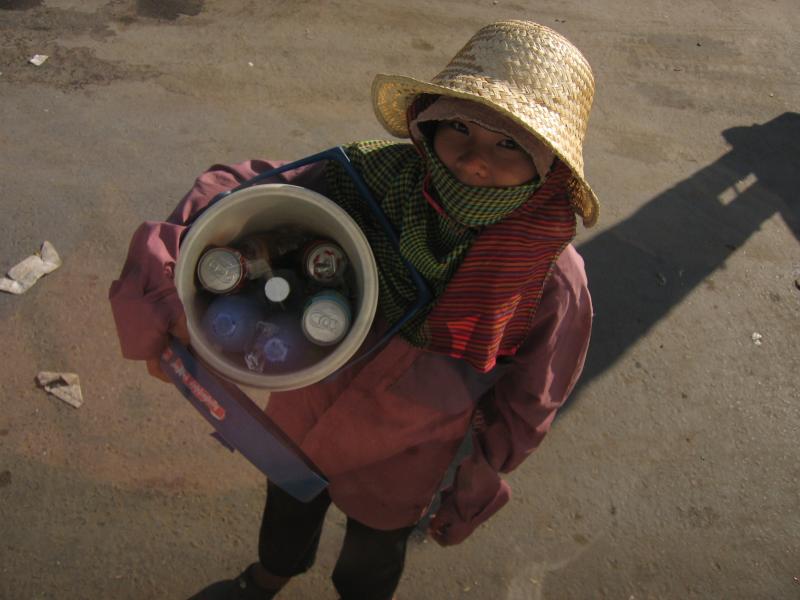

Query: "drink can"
<box><xmin>301</xmin><ymin>290</ymin><xmax>351</xmax><ymax>346</ymax></box>
<box><xmin>197</xmin><ymin>247</ymin><xmax>247</xmax><ymax>294</ymax></box>
<box><xmin>303</xmin><ymin>240</ymin><xmax>348</xmax><ymax>284</ymax></box>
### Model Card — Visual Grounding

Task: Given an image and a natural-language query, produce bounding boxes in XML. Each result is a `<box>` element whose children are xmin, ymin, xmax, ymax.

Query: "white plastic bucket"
<box><xmin>174</xmin><ymin>184</ymin><xmax>379</xmax><ymax>391</ymax></box>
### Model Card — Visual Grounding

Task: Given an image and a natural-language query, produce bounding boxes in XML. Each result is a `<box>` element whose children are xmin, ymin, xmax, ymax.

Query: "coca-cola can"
<box><xmin>303</xmin><ymin>240</ymin><xmax>348</xmax><ymax>284</ymax></box>
<box><xmin>196</xmin><ymin>247</ymin><xmax>247</xmax><ymax>294</ymax></box>
<box><xmin>301</xmin><ymin>290</ymin><xmax>351</xmax><ymax>346</ymax></box>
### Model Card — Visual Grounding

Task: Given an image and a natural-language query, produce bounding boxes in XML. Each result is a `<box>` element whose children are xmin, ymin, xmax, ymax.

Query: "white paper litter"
<box><xmin>0</xmin><ymin>241</ymin><xmax>62</xmax><ymax>295</ymax></box>
<box><xmin>29</xmin><ymin>54</ymin><xmax>49</xmax><ymax>66</ymax></box>
<box><xmin>751</xmin><ymin>332</ymin><xmax>763</xmax><ymax>346</ymax></box>
<box><xmin>36</xmin><ymin>372</ymin><xmax>83</xmax><ymax>408</ymax></box>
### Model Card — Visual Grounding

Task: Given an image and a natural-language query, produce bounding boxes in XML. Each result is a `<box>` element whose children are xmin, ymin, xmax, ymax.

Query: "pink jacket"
<box><xmin>109</xmin><ymin>156</ymin><xmax>592</xmax><ymax>542</ymax></box>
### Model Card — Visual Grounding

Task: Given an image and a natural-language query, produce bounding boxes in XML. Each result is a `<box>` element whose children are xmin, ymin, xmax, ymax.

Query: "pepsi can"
<box><xmin>301</xmin><ymin>290</ymin><xmax>351</xmax><ymax>346</ymax></box>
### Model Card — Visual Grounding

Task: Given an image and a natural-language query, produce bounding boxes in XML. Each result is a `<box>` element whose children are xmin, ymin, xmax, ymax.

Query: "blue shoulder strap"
<box><xmin>161</xmin><ymin>340</ymin><xmax>328</xmax><ymax>502</ymax></box>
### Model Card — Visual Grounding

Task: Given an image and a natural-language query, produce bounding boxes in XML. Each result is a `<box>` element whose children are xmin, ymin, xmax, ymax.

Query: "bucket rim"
<box><xmin>174</xmin><ymin>183</ymin><xmax>379</xmax><ymax>390</ymax></box>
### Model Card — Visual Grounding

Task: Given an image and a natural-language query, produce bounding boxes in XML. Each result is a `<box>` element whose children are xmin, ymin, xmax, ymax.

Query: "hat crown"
<box><xmin>432</xmin><ymin>20</ymin><xmax>595</xmax><ymax>171</ymax></box>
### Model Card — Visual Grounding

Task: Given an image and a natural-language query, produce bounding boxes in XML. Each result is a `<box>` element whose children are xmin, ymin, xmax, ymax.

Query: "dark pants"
<box><xmin>258</xmin><ymin>481</ymin><xmax>415</xmax><ymax>600</ymax></box>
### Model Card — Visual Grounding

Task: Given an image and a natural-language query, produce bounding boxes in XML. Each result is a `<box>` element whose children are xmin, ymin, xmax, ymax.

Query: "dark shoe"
<box><xmin>187</xmin><ymin>564</ymin><xmax>282</xmax><ymax>600</ymax></box>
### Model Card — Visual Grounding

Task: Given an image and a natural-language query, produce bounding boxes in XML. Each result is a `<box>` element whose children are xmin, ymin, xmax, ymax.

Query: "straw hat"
<box><xmin>372</xmin><ymin>20</ymin><xmax>599</xmax><ymax>227</ymax></box>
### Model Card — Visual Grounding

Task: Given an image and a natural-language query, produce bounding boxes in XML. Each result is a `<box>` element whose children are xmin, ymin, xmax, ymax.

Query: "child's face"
<box><xmin>432</xmin><ymin>119</ymin><xmax>538</xmax><ymax>187</ymax></box>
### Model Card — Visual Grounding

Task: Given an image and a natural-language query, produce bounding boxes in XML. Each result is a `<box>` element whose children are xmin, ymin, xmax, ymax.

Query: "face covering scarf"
<box><xmin>325</xmin><ymin>138</ymin><xmax>542</xmax><ymax>347</ymax></box>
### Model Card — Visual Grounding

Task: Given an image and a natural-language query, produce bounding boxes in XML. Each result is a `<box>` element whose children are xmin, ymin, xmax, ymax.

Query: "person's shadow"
<box><xmin>568</xmin><ymin>112</ymin><xmax>799</xmax><ymax>405</ymax></box>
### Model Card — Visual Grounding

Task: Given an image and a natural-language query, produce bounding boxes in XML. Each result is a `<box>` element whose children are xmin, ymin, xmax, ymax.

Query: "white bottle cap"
<box><xmin>264</xmin><ymin>276</ymin><xmax>291</xmax><ymax>303</ymax></box>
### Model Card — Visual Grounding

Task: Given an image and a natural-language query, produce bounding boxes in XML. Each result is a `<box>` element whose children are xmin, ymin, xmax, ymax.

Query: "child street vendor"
<box><xmin>109</xmin><ymin>20</ymin><xmax>598</xmax><ymax>600</ymax></box>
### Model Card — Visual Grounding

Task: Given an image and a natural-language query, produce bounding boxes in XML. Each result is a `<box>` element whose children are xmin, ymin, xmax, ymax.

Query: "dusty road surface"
<box><xmin>1</xmin><ymin>1</ymin><xmax>798</xmax><ymax>599</ymax></box>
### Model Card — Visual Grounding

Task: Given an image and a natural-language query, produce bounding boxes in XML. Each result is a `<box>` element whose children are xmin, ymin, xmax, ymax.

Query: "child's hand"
<box><xmin>427</xmin><ymin>514</ymin><xmax>453</xmax><ymax>546</ymax></box>
<box><xmin>145</xmin><ymin>314</ymin><xmax>190</xmax><ymax>383</ymax></box>
<box><xmin>428</xmin><ymin>509</ymin><xmax>468</xmax><ymax>547</ymax></box>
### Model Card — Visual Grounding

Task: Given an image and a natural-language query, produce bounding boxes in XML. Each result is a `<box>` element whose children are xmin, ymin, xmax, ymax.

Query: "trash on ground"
<box><xmin>36</xmin><ymin>372</ymin><xmax>83</xmax><ymax>408</ymax></box>
<box><xmin>751</xmin><ymin>332</ymin><xmax>763</xmax><ymax>346</ymax></box>
<box><xmin>29</xmin><ymin>54</ymin><xmax>49</xmax><ymax>66</ymax></box>
<box><xmin>0</xmin><ymin>241</ymin><xmax>62</xmax><ymax>295</ymax></box>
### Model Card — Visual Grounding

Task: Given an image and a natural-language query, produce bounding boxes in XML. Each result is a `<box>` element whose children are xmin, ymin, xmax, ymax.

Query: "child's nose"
<box><xmin>458</xmin><ymin>149</ymin><xmax>489</xmax><ymax>179</ymax></box>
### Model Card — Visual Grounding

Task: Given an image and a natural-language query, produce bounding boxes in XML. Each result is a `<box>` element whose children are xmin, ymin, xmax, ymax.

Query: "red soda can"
<box><xmin>196</xmin><ymin>247</ymin><xmax>248</xmax><ymax>294</ymax></box>
<box><xmin>302</xmin><ymin>240</ymin><xmax>348</xmax><ymax>284</ymax></box>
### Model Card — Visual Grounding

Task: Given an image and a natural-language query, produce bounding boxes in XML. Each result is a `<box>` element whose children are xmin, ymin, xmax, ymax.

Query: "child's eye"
<box><xmin>498</xmin><ymin>138</ymin><xmax>521</xmax><ymax>150</ymax></box>
<box><xmin>448</xmin><ymin>120</ymin><xmax>469</xmax><ymax>134</ymax></box>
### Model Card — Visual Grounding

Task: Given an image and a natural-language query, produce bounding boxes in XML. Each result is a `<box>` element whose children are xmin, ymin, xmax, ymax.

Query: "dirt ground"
<box><xmin>0</xmin><ymin>1</ymin><xmax>798</xmax><ymax>599</ymax></box>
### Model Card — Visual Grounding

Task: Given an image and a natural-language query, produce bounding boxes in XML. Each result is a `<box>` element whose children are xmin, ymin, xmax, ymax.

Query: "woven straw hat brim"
<box><xmin>372</xmin><ymin>74</ymin><xmax>599</xmax><ymax>227</ymax></box>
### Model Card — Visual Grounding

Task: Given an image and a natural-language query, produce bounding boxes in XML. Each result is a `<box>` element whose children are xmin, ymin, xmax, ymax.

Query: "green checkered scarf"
<box><xmin>325</xmin><ymin>139</ymin><xmax>542</xmax><ymax>346</ymax></box>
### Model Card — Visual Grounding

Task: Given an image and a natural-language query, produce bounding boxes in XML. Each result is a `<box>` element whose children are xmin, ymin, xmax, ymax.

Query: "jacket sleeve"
<box><xmin>430</xmin><ymin>246</ymin><xmax>593</xmax><ymax>545</ymax></box>
<box><xmin>108</xmin><ymin>159</ymin><xmax>327</xmax><ymax>360</ymax></box>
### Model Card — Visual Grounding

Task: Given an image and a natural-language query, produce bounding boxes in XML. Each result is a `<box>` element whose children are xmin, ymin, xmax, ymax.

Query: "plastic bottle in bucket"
<box><xmin>201</xmin><ymin>294</ymin><xmax>265</xmax><ymax>353</ymax></box>
<box><xmin>244</xmin><ymin>312</ymin><xmax>326</xmax><ymax>373</ymax></box>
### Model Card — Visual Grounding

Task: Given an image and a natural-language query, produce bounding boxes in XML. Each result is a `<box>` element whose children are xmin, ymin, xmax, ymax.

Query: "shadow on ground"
<box><xmin>568</xmin><ymin>112</ymin><xmax>799</xmax><ymax>406</ymax></box>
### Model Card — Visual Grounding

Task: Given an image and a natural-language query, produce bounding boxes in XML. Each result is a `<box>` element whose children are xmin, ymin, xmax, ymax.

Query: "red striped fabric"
<box><xmin>423</xmin><ymin>162</ymin><xmax>577</xmax><ymax>371</ymax></box>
